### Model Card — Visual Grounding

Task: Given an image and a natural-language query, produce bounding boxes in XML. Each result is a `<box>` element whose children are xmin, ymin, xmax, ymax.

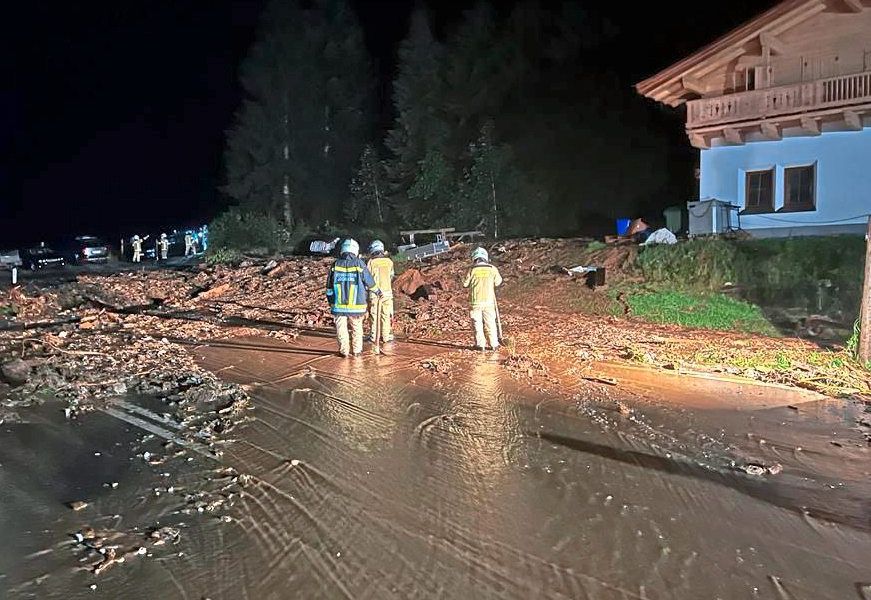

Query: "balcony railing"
<box><xmin>686</xmin><ymin>70</ymin><xmax>871</xmax><ymax>129</ymax></box>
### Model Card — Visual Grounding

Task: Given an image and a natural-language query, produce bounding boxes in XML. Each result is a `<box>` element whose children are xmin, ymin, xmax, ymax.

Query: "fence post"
<box><xmin>860</xmin><ymin>216</ymin><xmax>871</xmax><ymax>364</ymax></box>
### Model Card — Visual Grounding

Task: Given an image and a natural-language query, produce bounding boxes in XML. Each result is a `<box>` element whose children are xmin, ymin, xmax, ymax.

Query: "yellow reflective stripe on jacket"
<box><xmin>333</xmin><ymin>301</ymin><xmax>368</xmax><ymax>310</ymax></box>
<box><xmin>333</xmin><ymin>265</ymin><xmax>364</xmax><ymax>273</ymax></box>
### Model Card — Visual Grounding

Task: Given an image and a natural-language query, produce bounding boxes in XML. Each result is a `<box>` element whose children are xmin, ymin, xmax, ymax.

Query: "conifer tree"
<box><xmin>347</xmin><ymin>144</ymin><xmax>385</xmax><ymax>225</ymax></box>
<box><xmin>223</xmin><ymin>0</ymin><xmax>374</xmax><ymax>228</ymax></box>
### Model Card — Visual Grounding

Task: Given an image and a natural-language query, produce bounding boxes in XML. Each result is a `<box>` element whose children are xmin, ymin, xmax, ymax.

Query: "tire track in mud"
<box><xmin>175</xmin><ymin>334</ymin><xmax>871</xmax><ymax>599</ymax></box>
<box><xmin>205</xmin><ymin>372</ymin><xmax>647</xmax><ymax>597</ymax></box>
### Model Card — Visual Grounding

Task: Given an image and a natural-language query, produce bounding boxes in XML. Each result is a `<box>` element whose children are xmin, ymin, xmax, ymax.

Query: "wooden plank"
<box><xmin>799</xmin><ymin>116</ymin><xmax>821</xmax><ymax>135</ymax></box>
<box><xmin>844</xmin><ymin>110</ymin><xmax>863</xmax><ymax>131</ymax></box>
<box><xmin>399</xmin><ymin>228</ymin><xmax>456</xmax><ymax>235</ymax></box>
<box><xmin>688</xmin><ymin>132</ymin><xmax>710</xmax><ymax>149</ymax></box>
<box><xmin>860</xmin><ymin>217</ymin><xmax>871</xmax><ymax>364</ymax></box>
<box><xmin>723</xmin><ymin>127</ymin><xmax>745</xmax><ymax>144</ymax></box>
<box><xmin>840</xmin><ymin>0</ymin><xmax>863</xmax><ymax>13</ymax></box>
<box><xmin>444</xmin><ymin>231</ymin><xmax>484</xmax><ymax>239</ymax></box>
<box><xmin>759</xmin><ymin>32</ymin><xmax>788</xmax><ymax>55</ymax></box>
<box><xmin>760</xmin><ymin>122</ymin><xmax>782</xmax><ymax>140</ymax></box>
<box><xmin>681</xmin><ymin>75</ymin><xmax>707</xmax><ymax>95</ymax></box>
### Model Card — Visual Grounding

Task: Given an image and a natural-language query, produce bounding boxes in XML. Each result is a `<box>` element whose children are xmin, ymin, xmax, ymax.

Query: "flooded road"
<box><xmin>2</xmin><ymin>333</ymin><xmax>870</xmax><ymax>599</ymax></box>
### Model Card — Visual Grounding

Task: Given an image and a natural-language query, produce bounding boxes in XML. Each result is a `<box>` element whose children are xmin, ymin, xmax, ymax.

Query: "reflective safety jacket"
<box><xmin>366</xmin><ymin>255</ymin><xmax>394</xmax><ymax>298</ymax></box>
<box><xmin>462</xmin><ymin>261</ymin><xmax>503</xmax><ymax>308</ymax></box>
<box><xmin>326</xmin><ymin>254</ymin><xmax>378</xmax><ymax>315</ymax></box>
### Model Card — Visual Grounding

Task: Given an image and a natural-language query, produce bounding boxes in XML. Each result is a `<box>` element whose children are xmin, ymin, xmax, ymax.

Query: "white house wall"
<box><xmin>699</xmin><ymin>128</ymin><xmax>871</xmax><ymax>237</ymax></box>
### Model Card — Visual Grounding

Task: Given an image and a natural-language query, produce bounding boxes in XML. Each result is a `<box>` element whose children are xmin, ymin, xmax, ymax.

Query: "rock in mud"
<box><xmin>196</xmin><ymin>283</ymin><xmax>232</xmax><ymax>301</ymax></box>
<box><xmin>149</xmin><ymin>526</ymin><xmax>181</xmax><ymax>545</ymax></box>
<box><xmin>395</xmin><ymin>269</ymin><xmax>427</xmax><ymax>297</ymax></box>
<box><xmin>69</xmin><ymin>500</ymin><xmax>89</xmax><ymax>511</ymax></box>
<box><xmin>1</xmin><ymin>359</ymin><xmax>32</xmax><ymax>386</ymax></box>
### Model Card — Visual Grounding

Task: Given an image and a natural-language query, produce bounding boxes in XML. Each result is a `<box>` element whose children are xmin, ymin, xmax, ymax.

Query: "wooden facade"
<box><xmin>637</xmin><ymin>0</ymin><xmax>871</xmax><ymax>148</ymax></box>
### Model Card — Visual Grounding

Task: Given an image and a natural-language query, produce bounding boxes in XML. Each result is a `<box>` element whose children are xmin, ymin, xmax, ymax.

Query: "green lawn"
<box><xmin>626</xmin><ymin>290</ymin><xmax>778</xmax><ymax>336</ymax></box>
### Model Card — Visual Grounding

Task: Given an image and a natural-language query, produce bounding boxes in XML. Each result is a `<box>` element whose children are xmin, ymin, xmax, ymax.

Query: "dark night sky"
<box><xmin>2</xmin><ymin>0</ymin><xmax>776</xmax><ymax>246</ymax></box>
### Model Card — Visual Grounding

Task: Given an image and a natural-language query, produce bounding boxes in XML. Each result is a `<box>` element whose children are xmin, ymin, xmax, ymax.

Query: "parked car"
<box><xmin>19</xmin><ymin>246</ymin><xmax>65</xmax><ymax>270</ymax></box>
<box><xmin>0</xmin><ymin>249</ymin><xmax>22</xmax><ymax>268</ymax></box>
<box><xmin>56</xmin><ymin>235</ymin><xmax>110</xmax><ymax>264</ymax></box>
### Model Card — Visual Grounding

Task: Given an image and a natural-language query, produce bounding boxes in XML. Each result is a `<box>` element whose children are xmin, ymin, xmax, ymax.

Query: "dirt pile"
<box><xmin>0</xmin><ymin>240</ymin><xmax>868</xmax><ymax>407</ymax></box>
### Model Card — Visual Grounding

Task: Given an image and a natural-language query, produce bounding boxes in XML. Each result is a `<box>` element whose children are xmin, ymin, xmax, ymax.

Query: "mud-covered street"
<box><xmin>2</xmin><ymin>325</ymin><xmax>870</xmax><ymax>599</ymax></box>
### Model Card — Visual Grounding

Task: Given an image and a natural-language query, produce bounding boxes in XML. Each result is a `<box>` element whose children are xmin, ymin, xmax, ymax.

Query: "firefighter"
<box><xmin>462</xmin><ymin>247</ymin><xmax>503</xmax><ymax>351</ymax></box>
<box><xmin>366</xmin><ymin>240</ymin><xmax>395</xmax><ymax>344</ymax></box>
<box><xmin>326</xmin><ymin>238</ymin><xmax>381</xmax><ymax>357</ymax></box>
<box><xmin>131</xmin><ymin>234</ymin><xmax>149</xmax><ymax>263</ymax></box>
<box><xmin>184</xmin><ymin>232</ymin><xmax>196</xmax><ymax>257</ymax></box>
<box><xmin>158</xmin><ymin>233</ymin><xmax>170</xmax><ymax>260</ymax></box>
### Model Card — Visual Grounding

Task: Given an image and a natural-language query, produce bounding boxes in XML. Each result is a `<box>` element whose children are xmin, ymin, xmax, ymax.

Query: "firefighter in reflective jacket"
<box><xmin>326</xmin><ymin>239</ymin><xmax>381</xmax><ymax>357</ymax></box>
<box><xmin>158</xmin><ymin>233</ymin><xmax>170</xmax><ymax>260</ymax></box>
<box><xmin>366</xmin><ymin>240</ymin><xmax>395</xmax><ymax>343</ymax></box>
<box><xmin>462</xmin><ymin>247</ymin><xmax>503</xmax><ymax>351</ymax></box>
<box><xmin>131</xmin><ymin>234</ymin><xmax>149</xmax><ymax>263</ymax></box>
<box><xmin>184</xmin><ymin>232</ymin><xmax>196</xmax><ymax>257</ymax></box>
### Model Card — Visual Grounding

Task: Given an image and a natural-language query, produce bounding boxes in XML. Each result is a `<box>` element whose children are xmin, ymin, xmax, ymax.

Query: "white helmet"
<box><xmin>160</xmin><ymin>233</ymin><xmax>167</xmax><ymax>239</ymax></box>
<box><xmin>369</xmin><ymin>240</ymin><xmax>385</xmax><ymax>254</ymax></box>
<box><xmin>133</xmin><ymin>235</ymin><xmax>140</xmax><ymax>241</ymax></box>
<box><xmin>471</xmin><ymin>247</ymin><xmax>488</xmax><ymax>262</ymax></box>
<box><xmin>340</xmin><ymin>238</ymin><xmax>360</xmax><ymax>256</ymax></box>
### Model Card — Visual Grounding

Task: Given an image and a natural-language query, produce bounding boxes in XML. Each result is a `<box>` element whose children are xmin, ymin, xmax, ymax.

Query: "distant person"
<box><xmin>199</xmin><ymin>225</ymin><xmax>209</xmax><ymax>252</ymax></box>
<box><xmin>184</xmin><ymin>232</ymin><xmax>196</xmax><ymax>257</ymax></box>
<box><xmin>131</xmin><ymin>234</ymin><xmax>149</xmax><ymax>263</ymax></box>
<box><xmin>463</xmin><ymin>247</ymin><xmax>503</xmax><ymax>351</ymax></box>
<box><xmin>158</xmin><ymin>233</ymin><xmax>170</xmax><ymax>260</ymax></box>
<box><xmin>366</xmin><ymin>240</ymin><xmax>395</xmax><ymax>344</ymax></box>
<box><xmin>326</xmin><ymin>238</ymin><xmax>381</xmax><ymax>358</ymax></box>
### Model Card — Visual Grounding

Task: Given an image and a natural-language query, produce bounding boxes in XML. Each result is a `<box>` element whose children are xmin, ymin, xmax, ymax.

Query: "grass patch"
<box><xmin>627</xmin><ymin>289</ymin><xmax>777</xmax><ymax>335</ymax></box>
<box><xmin>586</xmin><ymin>240</ymin><xmax>607</xmax><ymax>251</ymax></box>
<box><xmin>636</xmin><ymin>236</ymin><xmax>864</xmax><ymax>320</ymax></box>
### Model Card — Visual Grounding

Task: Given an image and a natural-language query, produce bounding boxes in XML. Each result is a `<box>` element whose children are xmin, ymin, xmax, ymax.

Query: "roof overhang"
<box><xmin>635</xmin><ymin>0</ymin><xmax>828</xmax><ymax>106</ymax></box>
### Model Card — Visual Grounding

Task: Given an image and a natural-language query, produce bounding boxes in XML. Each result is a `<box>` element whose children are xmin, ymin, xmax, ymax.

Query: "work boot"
<box><xmin>339</xmin><ymin>351</ymin><xmax>350</xmax><ymax>358</ymax></box>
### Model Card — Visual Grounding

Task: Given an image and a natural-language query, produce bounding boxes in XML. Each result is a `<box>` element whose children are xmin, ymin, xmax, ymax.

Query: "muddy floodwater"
<box><xmin>1</xmin><ymin>332</ymin><xmax>870</xmax><ymax>599</ymax></box>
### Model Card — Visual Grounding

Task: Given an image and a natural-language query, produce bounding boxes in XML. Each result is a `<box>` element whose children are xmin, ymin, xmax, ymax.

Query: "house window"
<box><xmin>783</xmin><ymin>165</ymin><xmax>815</xmax><ymax>211</ymax></box>
<box><xmin>745</xmin><ymin>67</ymin><xmax>756</xmax><ymax>91</ymax></box>
<box><xmin>744</xmin><ymin>169</ymin><xmax>774</xmax><ymax>213</ymax></box>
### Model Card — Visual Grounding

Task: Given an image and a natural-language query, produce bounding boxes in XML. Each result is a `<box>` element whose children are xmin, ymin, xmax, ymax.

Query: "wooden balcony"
<box><xmin>686</xmin><ymin>70</ymin><xmax>871</xmax><ymax>130</ymax></box>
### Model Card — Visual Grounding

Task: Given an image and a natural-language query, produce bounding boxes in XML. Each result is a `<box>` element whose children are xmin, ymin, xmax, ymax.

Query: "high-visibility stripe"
<box><xmin>333</xmin><ymin>303</ymin><xmax>368</xmax><ymax>310</ymax></box>
<box><xmin>334</xmin><ymin>266</ymin><xmax>363</xmax><ymax>273</ymax></box>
